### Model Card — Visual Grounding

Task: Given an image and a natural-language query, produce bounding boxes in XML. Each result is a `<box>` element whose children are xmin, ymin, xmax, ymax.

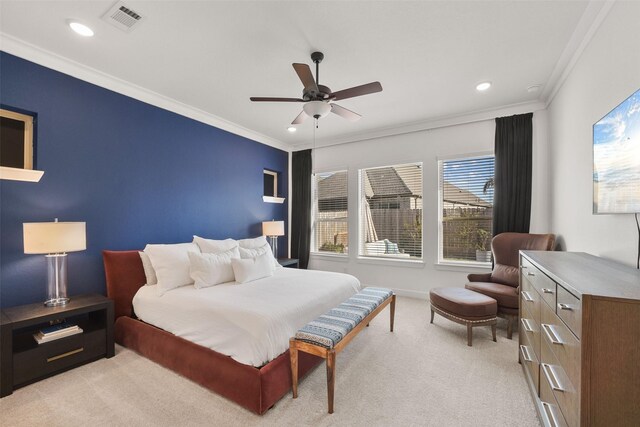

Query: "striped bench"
<box><xmin>289</xmin><ymin>287</ymin><xmax>396</xmax><ymax>414</ymax></box>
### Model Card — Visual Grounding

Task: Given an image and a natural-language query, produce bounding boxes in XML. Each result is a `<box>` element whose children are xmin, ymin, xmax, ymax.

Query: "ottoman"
<box><xmin>429</xmin><ymin>287</ymin><xmax>497</xmax><ymax>346</ymax></box>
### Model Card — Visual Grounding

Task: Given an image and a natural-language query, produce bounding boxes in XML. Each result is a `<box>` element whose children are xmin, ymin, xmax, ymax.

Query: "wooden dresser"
<box><xmin>518</xmin><ymin>251</ymin><xmax>640</xmax><ymax>427</ymax></box>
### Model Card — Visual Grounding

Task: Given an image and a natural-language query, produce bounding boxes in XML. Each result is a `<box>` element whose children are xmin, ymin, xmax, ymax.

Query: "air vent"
<box><xmin>102</xmin><ymin>2</ymin><xmax>143</xmax><ymax>33</ymax></box>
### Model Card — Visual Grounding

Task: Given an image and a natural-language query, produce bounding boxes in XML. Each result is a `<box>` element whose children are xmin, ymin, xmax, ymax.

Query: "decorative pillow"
<box><xmin>237</xmin><ymin>235</ymin><xmax>268</xmax><ymax>249</ymax></box>
<box><xmin>239</xmin><ymin>242</ymin><xmax>282</xmax><ymax>269</ymax></box>
<box><xmin>193</xmin><ymin>235</ymin><xmax>238</xmax><ymax>253</ymax></box>
<box><xmin>231</xmin><ymin>252</ymin><xmax>275</xmax><ymax>284</ymax></box>
<box><xmin>138</xmin><ymin>251</ymin><xmax>157</xmax><ymax>285</ymax></box>
<box><xmin>188</xmin><ymin>247</ymin><xmax>240</xmax><ymax>289</ymax></box>
<box><xmin>144</xmin><ymin>242</ymin><xmax>200</xmax><ymax>296</ymax></box>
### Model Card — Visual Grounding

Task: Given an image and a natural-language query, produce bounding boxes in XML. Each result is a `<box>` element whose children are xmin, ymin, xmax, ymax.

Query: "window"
<box><xmin>358</xmin><ymin>163</ymin><xmax>422</xmax><ymax>259</ymax></box>
<box><xmin>438</xmin><ymin>155</ymin><xmax>495</xmax><ymax>264</ymax></box>
<box><xmin>312</xmin><ymin>171</ymin><xmax>348</xmax><ymax>254</ymax></box>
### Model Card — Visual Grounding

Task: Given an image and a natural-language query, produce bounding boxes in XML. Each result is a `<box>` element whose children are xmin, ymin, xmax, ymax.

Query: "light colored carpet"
<box><xmin>0</xmin><ymin>297</ymin><xmax>539</xmax><ymax>427</ymax></box>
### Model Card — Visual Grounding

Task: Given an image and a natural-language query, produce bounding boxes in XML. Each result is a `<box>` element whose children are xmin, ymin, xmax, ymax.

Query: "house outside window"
<box><xmin>312</xmin><ymin>171</ymin><xmax>348</xmax><ymax>255</ymax></box>
<box><xmin>358</xmin><ymin>163</ymin><xmax>423</xmax><ymax>259</ymax></box>
<box><xmin>438</xmin><ymin>155</ymin><xmax>495</xmax><ymax>265</ymax></box>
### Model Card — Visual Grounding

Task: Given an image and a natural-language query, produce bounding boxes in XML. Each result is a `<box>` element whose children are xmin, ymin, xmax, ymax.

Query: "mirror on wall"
<box><xmin>263</xmin><ymin>169</ymin><xmax>284</xmax><ymax>203</ymax></box>
<box><xmin>0</xmin><ymin>107</ymin><xmax>43</xmax><ymax>182</ymax></box>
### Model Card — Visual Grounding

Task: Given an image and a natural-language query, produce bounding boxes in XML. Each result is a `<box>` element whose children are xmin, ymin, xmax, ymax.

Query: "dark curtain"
<box><xmin>291</xmin><ymin>149</ymin><xmax>312</xmax><ymax>269</ymax></box>
<box><xmin>493</xmin><ymin>113</ymin><xmax>533</xmax><ymax>236</ymax></box>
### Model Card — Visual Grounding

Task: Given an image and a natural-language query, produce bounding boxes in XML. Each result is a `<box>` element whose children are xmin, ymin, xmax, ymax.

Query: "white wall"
<box><xmin>548</xmin><ymin>1</ymin><xmax>640</xmax><ymax>267</ymax></box>
<box><xmin>309</xmin><ymin>107</ymin><xmax>549</xmax><ymax>299</ymax></box>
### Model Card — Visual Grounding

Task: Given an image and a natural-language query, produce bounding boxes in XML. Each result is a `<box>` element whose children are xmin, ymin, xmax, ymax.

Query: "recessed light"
<box><xmin>527</xmin><ymin>85</ymin><xmax>541</xmax><ymax>93</ymax></box>
<box><xmin>68</xmin><ymin>21</ymin><xmax>94</xmax><ymax>37</ymax></box>
<box><xmin>476</xmin><ymin>82</ymin><xmax>491</xmax><ymax>92</ymax></box>
<box><xmin>287</xmin><ymin>126</ymin><xmax>296</xmax><ymax>133</ymax></box>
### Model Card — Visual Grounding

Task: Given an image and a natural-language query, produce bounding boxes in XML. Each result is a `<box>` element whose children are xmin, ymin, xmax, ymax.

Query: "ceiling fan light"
<box><xmin>303</xmin><ymin>101</ymin><xmax>331</xmax><ymax>119</ymax></box>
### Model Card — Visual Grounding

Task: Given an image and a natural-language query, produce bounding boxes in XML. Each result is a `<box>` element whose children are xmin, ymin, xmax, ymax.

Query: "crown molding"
<box><xmin>541</xmin><ymin>0</ymin><xmax>615</xmax><ymax>106</ymax></box>
<box><xmin>291</xmin><ymin>100</ymin><xmax>547</xmax><ymax>150</ymax></box>
<box><xmin>0</xmin><ymin>33</ymin><xmax>290</xmax><ymax>152</ymax></box>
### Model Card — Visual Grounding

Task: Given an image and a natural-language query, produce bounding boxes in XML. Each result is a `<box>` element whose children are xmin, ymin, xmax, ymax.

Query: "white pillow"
<box><xmin>239</xmin><ymin>242</ymin><xmax>282</xmax><ymax>269</ymax></box>
<box><xmin>238</xmin><ymin>236</ymin><xmax>268</xmax><ymax>249</ymax></box>
<box><xmin>193</xmin><ymin>235</ymin><xmax>238</xmax><ymax>253</ymax></box>
<box><xmin>138</xmin><ymin>251</ymin><xmax>157</xmax><ymax>285</ymax></box>
<box><xmin>231</xmin><ymin>252</ymin><xmax>275</xmax><ymax>284</ymax></box>
<box><xmin>144</xmin><ymin>242</ymin><xmax>200</xmax><ymax>296</ymax></box>
<box><xmin>189</xmin><ymin>247</ymin><xmax>239</xmax><ymax>289</ymax></box>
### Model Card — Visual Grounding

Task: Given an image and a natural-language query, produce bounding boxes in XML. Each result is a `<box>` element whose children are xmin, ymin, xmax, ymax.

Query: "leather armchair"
<box><xmin>465</xmin><ymin>232</ymin><xmax>555</xmax><ymax>339</ymax></box>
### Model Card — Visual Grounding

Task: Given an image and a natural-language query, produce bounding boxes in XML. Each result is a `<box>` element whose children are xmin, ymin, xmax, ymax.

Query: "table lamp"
<box><xmin>23</xmin><ymin>219</ymin><xmax>86</xmax><ymax>307</ymax></box>
<box><xmin>262</xmin><ymin>220</ymin><xmax>285</xmax><ymax>258</ymax></box>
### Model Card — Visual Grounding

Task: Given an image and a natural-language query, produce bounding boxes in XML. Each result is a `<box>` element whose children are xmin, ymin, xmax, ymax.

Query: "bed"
<box><xmin>102</xmin><ymin>250</ymin><xmax>360</xmax><ymax>414</ymax></box>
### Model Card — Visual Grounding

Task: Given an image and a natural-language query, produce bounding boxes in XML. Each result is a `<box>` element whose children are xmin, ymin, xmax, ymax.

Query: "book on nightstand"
<box><xmin>33</xmin><ymin>322</ymin><xmax>83</xmax><ymax>344</ymax></box>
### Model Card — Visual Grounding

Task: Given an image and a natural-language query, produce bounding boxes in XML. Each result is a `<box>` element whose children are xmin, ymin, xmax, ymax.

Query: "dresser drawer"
<box><xmin>540</xmin><ymin>365</ymin><xmax>569</xmax><ymax>427</ymax></box>
<box><xmin>13</xmin><ymin>329</ymin><xmax>106</xmax><ymax>386</ymax></box>
<box><xmin>521</xmin><ymin>257</ymin><xmax>557</xmax><ymax>307</ymax></box>
<box><xmin>541</xmin><ymin>301</ymin><xmax>581</xmax><ymax>390</ymax></box>
<box><xmin>520</xmin><ymin>279</ymin><xmax>541</xmax><ymax>323</ymax></box>
<box><xmin>541</xmin><ymin>340</ymin><xmax>579</xmax><ymax>427</ymax></box>
<box><xmin>519</xmin><ymin>339</ymin><xmax>539</xmax><ymax>394</ymax></box>
<box><xmin>520</xmin><ymin>304</ymin><xmax>541</xmax><ymax>361</ymax></box>
<box><xmin>556</xmin><ymin>286</ymin><xmax>581</xmax><ymax>339</ymax></box>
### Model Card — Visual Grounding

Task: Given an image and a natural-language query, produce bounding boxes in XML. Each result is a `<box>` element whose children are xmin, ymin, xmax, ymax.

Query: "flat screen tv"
<box><xmin>593</xmin><ymin>88</ymin><xmax>640</xmax><ymax>214</ymax></box>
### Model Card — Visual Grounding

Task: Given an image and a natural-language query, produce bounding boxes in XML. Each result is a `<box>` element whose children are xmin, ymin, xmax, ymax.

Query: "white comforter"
<box><xmin>132</xmin><ymin>268</ymin><xmax>360</xmax><ymax>367</ymax></box>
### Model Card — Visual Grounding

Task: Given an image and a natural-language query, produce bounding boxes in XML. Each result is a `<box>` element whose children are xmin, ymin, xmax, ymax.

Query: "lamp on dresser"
<box><xmin>23</xmin><ymin>219</ymin><xmax>86</xmax><ymax>306</ymax></box>
<box><xmin>262</xmin><ymin>220</ymin><xmax>285</xmax><ymax>258</ymax></box>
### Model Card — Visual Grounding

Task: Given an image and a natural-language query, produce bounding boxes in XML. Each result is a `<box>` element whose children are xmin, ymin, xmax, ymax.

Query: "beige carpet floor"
<box><xmin>0</xmin><ymin>297</ymin><xmax>539</xmax><ymax>427</ymax></box>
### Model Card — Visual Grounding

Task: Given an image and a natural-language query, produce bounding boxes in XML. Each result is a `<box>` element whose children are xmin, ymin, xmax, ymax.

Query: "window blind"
<box><xmin>439</xmin><ymin>156</ymin><xmax>494</xmax><ymax>263</ymax></box>
<box><xmin>359</xmin><ymin>163</ymin><xmax>422</xmax><ymax>259</ymax></box>
<box><xmin>313</xmin><ymin>171</ymin><xmax>348</xmax><ymax>254</ymax></box>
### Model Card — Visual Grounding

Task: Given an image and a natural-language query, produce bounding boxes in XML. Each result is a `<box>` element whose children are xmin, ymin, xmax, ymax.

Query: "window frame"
<box><xmin>310</xmin><ymin>169</ymin><xmax>349</xmax><ymax>257</ymax></box>
<box><xmin>357</xmin><ymin>162</ymin><xmax>424</xmax><ymax>262</ymax></box>
<box><xmin>437</xmin><ymin>152</ymin><xmax>494</xmax><ymax>268</ymax></box>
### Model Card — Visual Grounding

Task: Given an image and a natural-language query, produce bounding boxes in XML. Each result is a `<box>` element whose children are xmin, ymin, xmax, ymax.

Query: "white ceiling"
<box><xmin>0</xmin><ymin>1</ymin><xmax>593</xmax><ymax>148</ymax></box>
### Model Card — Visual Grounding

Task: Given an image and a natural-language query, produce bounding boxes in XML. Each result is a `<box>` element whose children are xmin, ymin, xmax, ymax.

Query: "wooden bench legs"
<box><xmin>290</xmin><ymin>294</ymin><xmax>396</xmax><ymax>414</ymax></box>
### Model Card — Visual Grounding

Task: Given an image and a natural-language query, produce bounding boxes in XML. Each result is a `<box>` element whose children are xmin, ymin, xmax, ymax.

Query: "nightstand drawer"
<box><xmin>13</xmin><ymin>328</ymin><xmax>106</xmax><ymax>386</ymax></box>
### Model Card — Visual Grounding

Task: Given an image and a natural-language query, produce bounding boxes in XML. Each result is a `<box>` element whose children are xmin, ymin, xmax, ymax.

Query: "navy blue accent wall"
<box><xmin>0</xmin><ymin>52</ymin><xmax>288</xmax><ymax>308</ymax></box>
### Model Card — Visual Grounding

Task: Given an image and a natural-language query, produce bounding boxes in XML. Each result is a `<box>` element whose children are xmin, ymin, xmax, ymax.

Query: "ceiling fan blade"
<box><xmin>330</xmin><ymin>104</ymin><xmax>362</xmax><ymax>122</ymax></box>
<box><xmin>250</xmin><ymin>97</ymin><xmax>304</xmax><ymax>102</ymax></box>
<box><xmin>291</xmin><ymin>111</ymin><xmax>308</xmax><ymax>125</ymax></box>
<box><xmin>292</xmin><ymin>63</ymin><xmax>319</xmax><ymax>92</ymax></box>
<box><xmin>331</xmin><ymin>82</ymin><xmax>383</xmax><ymax>101</ymax></box>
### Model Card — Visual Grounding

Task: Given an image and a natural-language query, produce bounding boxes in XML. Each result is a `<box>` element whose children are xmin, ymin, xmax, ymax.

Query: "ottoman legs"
<box><xmin>430</xmin><ymin>304</ymin><xmax>497</xmax><ymax>347</ymax></box>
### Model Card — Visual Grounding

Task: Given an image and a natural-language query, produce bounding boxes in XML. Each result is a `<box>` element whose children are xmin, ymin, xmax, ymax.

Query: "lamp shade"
<box><xmin>262</xmin><ymin>220</ymin><xmax>285</xmax><ymax>237</ymax></box>
<box><xmin>23</xmin><ymin>222</ymin><xmax>86</xmax><ymax>254</ymax></box>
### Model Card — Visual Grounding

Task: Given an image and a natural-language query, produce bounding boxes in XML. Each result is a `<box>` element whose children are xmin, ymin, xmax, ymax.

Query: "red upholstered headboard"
<box><xmin>103</xmin><ymin>250</ymin><xmax>146</xmax><ymax>319</ymax></box>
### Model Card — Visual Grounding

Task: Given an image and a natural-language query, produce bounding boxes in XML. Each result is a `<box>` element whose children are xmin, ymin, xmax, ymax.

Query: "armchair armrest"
<box><xmin>467</xmin><ymin>273</ymin><xmax>492</xmax><ymax>282</ymax></box>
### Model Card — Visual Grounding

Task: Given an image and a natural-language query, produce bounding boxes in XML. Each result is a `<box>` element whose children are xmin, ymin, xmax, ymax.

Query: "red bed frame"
<box><xmin>102</xmin><ymin>250</ymin><xmax>321</xmax><ymax>414</ymax></box>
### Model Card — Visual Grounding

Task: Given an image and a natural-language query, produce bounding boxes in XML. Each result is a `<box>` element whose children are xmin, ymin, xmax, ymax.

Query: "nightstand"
<box><xmin>278</xmin><ymin>258</ymin><xmax>299</xmax><ymax>268</ymax></box>
<box><xmin>0</xmin><ymin>294</ymin><xmax>114</xmax><ymax>397</ymax></box>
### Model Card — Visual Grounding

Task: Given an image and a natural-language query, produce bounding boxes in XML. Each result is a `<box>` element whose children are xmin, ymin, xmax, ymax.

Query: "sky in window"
<box><xmin>443</xmin><ymin>157</ymin><xmax>495</xmax><ymax>203</ymax></box>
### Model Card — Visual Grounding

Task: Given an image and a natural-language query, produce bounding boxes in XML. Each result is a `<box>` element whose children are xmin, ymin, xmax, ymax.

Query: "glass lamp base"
<box><xmin>44</xmin><ymin>297</ymin><xmax>70</xmax><ymax>307</ymax></box>
<box><xmin>44</xmin><ymin>253</ymin><xmax>70</xmax><ymax>307</ymax></box>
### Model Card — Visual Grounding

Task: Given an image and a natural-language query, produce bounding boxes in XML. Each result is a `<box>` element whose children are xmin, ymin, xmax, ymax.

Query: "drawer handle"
<box><xmin>541</xmin><ymin>402</ymin><xmax>560</xmax><ymax>427</ymax></box>
<box><xmin>558</xmin><ymin>303</ymin><xmax>573</xmax><ymax>311</ymax></box>
<box><xmin>520</xmin><ymin>318</ymin><xmax>534</xmax><ymax>333</ymax></box>
<box><xmin>542</xmin><ymin>323</ymin><xmax>564</xmax><ymax>345</ymax></box>
<box><xmin>47</xmin><ymin>347</ymin><xmax>84</xmax><ymax>363</ymax></box>
<box><xmin>527</xmin><ymin>272</ymin><xmax>535</xmax><ymax>277</ymax></box>
<box><xmin>541</xmin><ymin>363</ymin><xmax>565</xmax><ymax>393</ymax></box>
<box><xmin>519</xmin><ymin>345</ymin><xmax>533</xmax><ymax>363</ymax></box>
<box><xmin>521</xmin><ymin>291</ymin><xmax>534</xmax><ymax>302</ymax></box>
<box><xmin>541</xmin><ymin>288</ymin><xmax>554</xmax><ymax>294</ymax></box>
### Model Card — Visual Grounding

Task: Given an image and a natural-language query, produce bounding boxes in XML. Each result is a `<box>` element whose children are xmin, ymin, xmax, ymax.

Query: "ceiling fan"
<box><xmin>250</xmin><ymin>51</ymin><xmax>382</xmax><ymax>125</ymax></box>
